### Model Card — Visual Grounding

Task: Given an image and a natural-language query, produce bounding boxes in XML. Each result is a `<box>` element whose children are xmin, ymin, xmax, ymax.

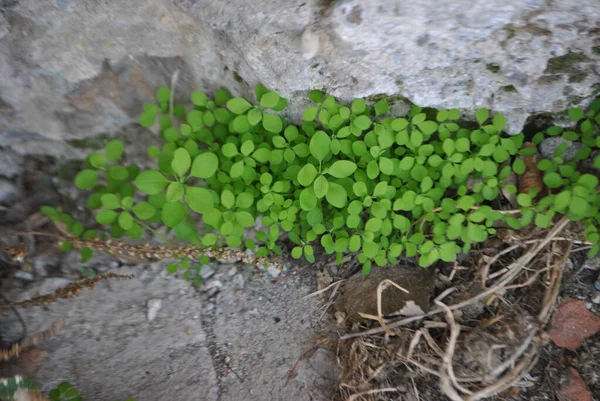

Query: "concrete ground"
<box><xmin>5</xmin><ymin>256</ymin><xmax>338</xmax><ymax>401</ymax></box>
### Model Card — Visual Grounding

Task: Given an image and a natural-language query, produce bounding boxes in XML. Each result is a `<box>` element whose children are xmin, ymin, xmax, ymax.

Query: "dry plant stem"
<box><xmin>1</xmin><ymin>319</ymin><xmax>66</xmax><ymax>361</ymax></box>
<box><xmin>302</xmin><ymin>280</ymin><xmax>344</xmax><ymax>300</ymax></box>
<box><xmin>340</xmin><ymin>216</ymin><xmax>570</xmax><ymax>340</ymax></box>
<box><xmin>346</xmin><ymin>387</ymin><xmax>400</xmax><ymax>401</ymax></box>
<box><xmin>0</xmin><ymin>272</ymin><xmax>135</xmax><ymax>309</ymax></box>
<box><xmin>358</xmin><ymin>279</ymin><xmax>409</xmax><ymax>335</ymax></box>
<box><xmin>437</xmin><ymin>301</ymin><xmax>467</xmax><ymax>401</ymax></box>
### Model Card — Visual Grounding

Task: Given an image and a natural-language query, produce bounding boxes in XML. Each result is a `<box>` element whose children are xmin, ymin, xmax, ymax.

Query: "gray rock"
<box><xmin>0</xmin><ymin>0</ymin><xmax>597</xmax><ymax>161</ymax></box>
<box><xmin>0</xmin><ymin>179</ymin><xmax>18</xmax><ymax>206</ymax></box>
<box><xmin>146</xmin><ymin>298</ymin><xmax>162</xmax><ymax>321</ymax></box>
<box><xmin>539</xmin><ymin>137</ymin><xmax>586</xmax><ymax>161</ymax></box>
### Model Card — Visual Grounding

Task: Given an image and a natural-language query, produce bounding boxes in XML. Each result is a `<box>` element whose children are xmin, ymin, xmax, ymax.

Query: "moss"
<box><xmin>544</xmin><ymin>52</ymin><xmax>590</xmax><ymax>74</ymax></box>
<box><xmin>315</xmin><ymin>0</ymin><xmax>337</xmax><ymax>16</ymax></box>
<box><xmin>537</xmin><ymin>75</ymin><xmax>563</xmax><ymax>85</ymax></box>
<box><xmin>500</xmin><ymin>85</ymin><xmax>518</xmax><ymax>93</ymax></box>
<box><xmin>568</xmin><ymin>71</ymin><xmax>588</xmax><ymax>83</ymax></box>
<box><xmin>67</xmin><ymin>134</ymin><xmax>112</xmax><ymax>150</ymax></box>
<box><xmin>472</xmin><ymin>58</ymin><xmax>481</xmax><ymax>64</ymax></box>
<box><xmin>310</xmin><ymin>63</ymin><xmax>320</xmax><ymax>69</ymax></box>
<box><xmin>486</xmin><ymin>63</ymin><xmax>501</xmax><ymax>73</ymax></box>
<box><xmin>232</xmin><ymin>71</ymin><xmax>246</xmax><ymax>84</ymax></box>
<box><xmin>592</xmin><ymin>46</ymin><xmax>600</xmax><ymax>56</ymax></box>
<box><xmin>567</xmin><ymin>96</ymin><xmax>584</xmax><ymax>106</ymax></box>
<box><xmin>365</xmin><ymin>93</ymin><xmax>412</xmax><ymax>105</ymax></box>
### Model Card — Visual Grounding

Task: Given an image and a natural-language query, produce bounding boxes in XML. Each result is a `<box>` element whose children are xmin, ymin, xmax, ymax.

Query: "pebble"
<box><xmin>233</xmin><ymin>274</ymin><xmax>245</xmax><ymax>289</ymax></box>
<box><xmin>14</xmin><ymin>271</ymin><xmax>34</xmax><ymax>281</ymax></box>
<box><xmin>266</xmin><ymin>265</ymin><xmax>281</xmax><ymax>278</ymax></box>
<box><xmin>146</xmin><ymin>299</ymin><xmax>162</xmax><ymax>321</ymax></box>
<box><xmin>200</xmin><ymin>266</ymin><xmax>215</xmax><ymax>279</ymax></box>
<box><xmin>227</xmin><ymin>267</ymin><xmax>238</xmax><ymax>276</ymax></box>
<box><xmin>0</xmin><ymin>179</ymin><xmax>18</xmax><ymax>206</ymax></box>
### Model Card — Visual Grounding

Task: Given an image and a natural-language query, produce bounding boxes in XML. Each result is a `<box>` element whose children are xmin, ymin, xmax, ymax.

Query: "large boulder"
<box><xmin>1</xmin><ymin>0</ymin><xmax>599</xmax><ymax>158</ymax></box>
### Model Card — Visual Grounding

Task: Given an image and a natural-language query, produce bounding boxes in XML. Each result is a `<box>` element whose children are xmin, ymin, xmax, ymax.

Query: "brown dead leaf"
<box><xmin>519</xmin><ymin>142</ymin><xmax>544</xmax><ymax>197</ymax></box>
<box><xmin>548</xmin><ymin>298</ymin><xmax>600</xmax><ymax>350</ymax></box>
<box><xmin>557</xmin><ymin>367</ymin><xmax>592</xmax><ymax>401</ymax></box>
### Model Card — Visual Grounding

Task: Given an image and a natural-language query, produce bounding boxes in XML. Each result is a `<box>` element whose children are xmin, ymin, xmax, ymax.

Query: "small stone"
<box><xmin>266</xmin><ymin>265</ymin><xmax>281</xmax><ymax>278</ymax></box>
<box><xmin>38</xmin><ymin>278</ymin><xmax>71</xmax><ymax>294</ymax></box>
<box><xmin>0</xmin><ymin>179</ymin><xmax>18</xmax><ymax>206</ymax></box>
<box><xmin>227</xmin><ymin>267</ymin><xmax>237</xmax><ymax>276</ymax></box>
<box><xmin>549</xmin><ymin>298</ymin><xmax>600</xmax><ymax>350</ymax></box>
<box><xmin>146</xmin><ymin>299</ymin><xmax>162</xmax><ymax>321</ymax></box>
<box><xmin>14</xmin><ymin>271</ymin><xmax>34</xmax><ymax>281</ymax></box>
<box><xmin>539</xmin><ymin>137</ymin><xmax>585</xmax><ymax>162</ymax></box>
<box><xmin>200</xmin><ymin>265</ymin><xmax>215</xmax><ymax>279</ymax></box>
<box><xmin>233</xmin><ymin>274</ymin><xmax>245</xmax><ymax>289</ymax></box>
<box><xmin>557</xmin><ymin>367</ymin><xmax>592</xmax><ymax>401</ymax></box>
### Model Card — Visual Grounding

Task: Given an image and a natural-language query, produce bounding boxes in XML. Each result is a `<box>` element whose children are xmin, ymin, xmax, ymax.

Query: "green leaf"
<box><xmin>96</xmin><ymin>210</ymin><xmax>117</xmax><ymax>225</ymax></box>
<box><xmin>438</xmin><ymin>242</ymin><xmax>456</xmax><ymax>262</ymax></box>
<box><xmin>492</xmin><ymin>113</ymin><xmax>506</xmax><ymax>131</ymax></box>
<box><xmin>135</xmin><ymin>170</ymin><xmax>169</xmax><ymax>195</ymax></box>
<box><xmin>260</xmin><ymin>91</ymin><xmax>280</xmax><ymax>108</ymax></box>
<box><xmin>118</xmin><ymin>211</ymin><xmax>134</xmax><ymax>230</ymax></box>
<box><xmin>247</xmin><ymin>108</ymin><xmax>262</xmax><ymax>125</ymax></box>
<box><xmin>161</xmin><ymin>201</ymin><xmax>185</xmax><ymax>228</ymax></box>
<box><xmin>101</xmin><ymin>194</ymin><xmax>120</xmax><ymax>209</ymax></box>
<box><xmin>543</xmin><ymin>172</ymin><xmax>563</xmax><ymax>189</ymax></box>
<box><xmin>105</xmin><ymin>140</ymin><xmax>124</xmax><ymax>162</ymax></box>
<box><xmin>263</xmin><ymin>113</ymin><xmax>283</xmax><ymax>133</ymax></box>
<box><xmin>553</xmin><ymin>190</ymin><xmax>570</xmax><ymax>210</ymax></box>
<box><xmin>303</xmin><ymin>106</ymin><xmax>318</xmax><ymax>122</ymax></box>
<box><xmin>166</xmin><ymin>182</ymin><xmax>185</xmax><ymax>202</ymax></box>
<box><xmin>327</xmin><ymin>160</ymin><xmax>357</xmax><ymax>178</ymax></box>
<box><xmin>354</xmin><ymin>115</ymin><xmax>372</xmax><ymax>130</ymax></box>
<box><xmin>399</xmin><ymin>157</ymin><xmax>415</xmax><ymax>171</ymax></box>
<box><xmin>475</xmin><ymin>108</ymin><xmax>489</xmax><ymax>125</ymax></box>
<box><xmin>517</xmin><ymin>193</ymin><xmax>532</xmax><ymax>207</ymax></box>
<box><xmin>185</xmin><ymin>187</ymin><xmax>214</xmax><ymax>215</ymax></box>
<box><xmin>236</xmin><ymin>211</ymin><xmax>255</xmax><ymax>228</ymax></box>
<box><xmin>351</xmin><ymin>99</ymin><xmax>366</xmax><ymax>114</ymax></box>
<box><xmin>512</xmin><ymin>158</ymin><xmax>526</xmax><ymax>174</ymax></box>
<box><xmin>202</xmin><ymin>233</ymin><xmax>218</xmax><ymax>247</ymax></box>
<box><xmin>568</xmin><ymin>107</ymin><xmax>584</xmax><ymax>121</ymax></box>
<box><xmin>313</xmin><ymin>175</ymin><xmax>329</xmax><ymax>198</ymax></box>
<box><xmin>75</xmin><ymin>169</ymin><xmax>99</xmax><ymax>190</ymax></box>
<box><xmin>374</xmin><ymin>100</ymin><xmax>388</xmax><ymax>116</ymax></box>
<box><xmin>156</xmin><ymin>86</ymin><xmax>170</xmax><ymax>103</ymax></box>
<box><xmin>326</xmin><ymin>182</ymin><xmax>347</xmax><ymax>208</ymax></box>
<box><xmin>298</xmin><ymin>164</ymin><xmax>318</xmax><ymax>186</ymax></box>
<box><xmin>133</xmin><ymin>202</ymin><xmax>156</xmax><ymax>219</ymax></box>
<box><xmin>172</xmin><ymin>148</ymin><xmax>191</xmax><ymax>177</ymax></box>
<box><xmin>107</xmin><ymin>166</ymin><xmax>128</xmax><ymax>181</ymax></box>
<box><xmin>418</xmin><ymin>121</ymin><xmax>437</xmax><ymax>135</ymax></box>
<box><xmin>299</xmin><ymin>187</ymin><xmax>318</xmax><ymax>210</ymax></box>
<box><xmin>309</xmin><ymin>131</ymin><xmax>331</xmax><ymax>161</ymax></box>
<box><xmin>235</xmin><ymin>192</ymin><xmax>254</xmax><ymax>209</ymax></box>
<box><xmin>191</xmin><ymin>152</ymin><xmax>219</xmax><ymax>179</ymax></box>
<box><xmin>578</xmin><ymin>174</ymin><xmax>598</xmax><ymax>190</ymax></box>
<box><xmin>226</xmin><ymin>97</ymin><xmax>253</xmax><ymax>114</ymax></box>
<box><xmin>221</xmin><ymin>190</ymin><xmax>235</xmax><ymax>209</ymax></box>
<box><xmin>222</xmin><ymin>143</ymin><xmax>238</xmax><ymax>158</ymax></box>
<box><xmin>191</xmin><ymin>91</ymin><xmax>208</xmax><ymax>106</ymax></box>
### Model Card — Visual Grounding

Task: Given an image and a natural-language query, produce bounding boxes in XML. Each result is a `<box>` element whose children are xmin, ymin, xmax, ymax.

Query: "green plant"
<box><xmin>48</xmin><ymin>381</ymin><xmax>134</xmax><ymax>401</ymax></box>
<box><xmin>49</xmin><ymin>85</ymin><xmax>600</xmax><ymax>274</ymax></box>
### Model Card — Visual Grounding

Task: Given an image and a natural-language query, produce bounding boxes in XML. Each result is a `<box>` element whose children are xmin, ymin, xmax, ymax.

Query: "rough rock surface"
<box><xmin>4</xmin><ymin>261</ymin><xmax>335</xmax><ymax>401</ymax></box>
<box><xmin>1</xmin><ymin>0</ymin><xmax>600</xmax><ymax>158</ymax></box>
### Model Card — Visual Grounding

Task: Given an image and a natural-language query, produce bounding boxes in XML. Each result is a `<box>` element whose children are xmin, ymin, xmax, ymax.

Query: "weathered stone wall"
<box><xmin>1</xmin><ymin>0</ymin><xmax>599</xmax><ymax>160</ymax></box>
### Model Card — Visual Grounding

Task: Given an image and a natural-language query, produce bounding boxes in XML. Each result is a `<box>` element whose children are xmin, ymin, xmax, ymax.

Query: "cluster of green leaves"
<box><xmin>62</xmin><ymin>85</ymin><xmax>600</xmax><ymax>274</ymax></box>
<box><xmin>49</xmin><ymin>381</ymin><xmax>134</xmax><ymax>401</ymax></box>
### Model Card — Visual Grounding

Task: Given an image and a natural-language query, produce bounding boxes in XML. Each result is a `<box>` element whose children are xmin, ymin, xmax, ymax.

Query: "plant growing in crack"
<box><xmin>43</xmin><ymin>85</ymin><xmax>600</xmax><ymax>275</ymax></box>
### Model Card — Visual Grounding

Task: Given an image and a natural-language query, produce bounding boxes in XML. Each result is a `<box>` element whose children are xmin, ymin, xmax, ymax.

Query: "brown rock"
<box><xmin>549</xmin><ymin>298</ymin><xmax>600</xmax><ymax>350</ymax></box>
<box><xmin>557</xmin><ymin>367</ymin><xmax>592</xmax><ymax>401</ymax></box>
